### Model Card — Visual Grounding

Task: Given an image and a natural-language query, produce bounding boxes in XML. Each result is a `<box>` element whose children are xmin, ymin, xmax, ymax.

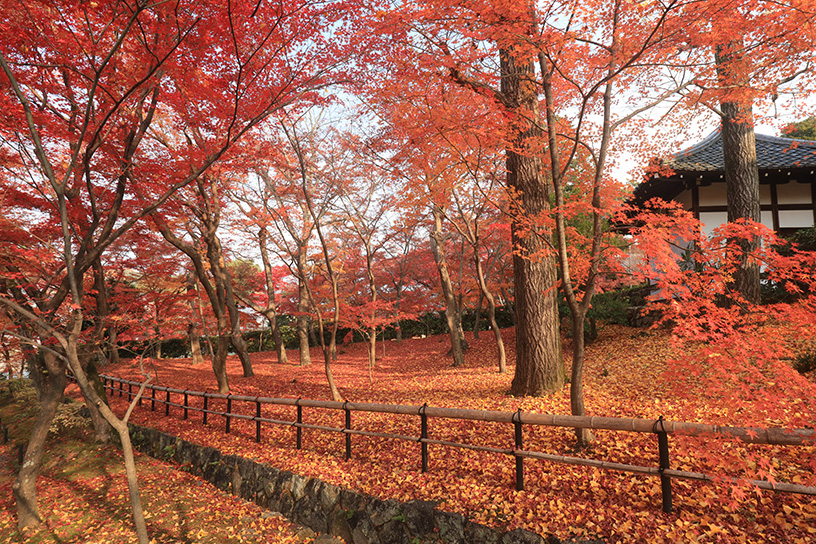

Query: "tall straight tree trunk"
<box><xmin>430</xmin><ymin>205</ymin><xmax>467</xmax><ymax>366</ymax></box>
<box><xmin>501</xmin><ymin>49</ymin><xmax>564</xmax><ymax>396</ymax></box>
<box><xmin>716</xmin><ymin>40</ymin><xmax>761</xmax><ymax>304</ymax></box>
<box><xmin>14</xmin><ymin>350</ymin><xmax>66</xmax><ymax>529</ymax></box>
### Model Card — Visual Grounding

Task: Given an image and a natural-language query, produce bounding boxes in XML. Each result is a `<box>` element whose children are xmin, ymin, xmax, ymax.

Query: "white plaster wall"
<box><xmin>777</xmin><ymin>182</ymin><xmax>813</xmax><ymax>205</ymax></box>
<box><xmin>698</xmin><ymin>183</ymin><xmax>727</xmax><ymax>207</ymax></box>
<box><xmin>779</xmin><ymin>210</ymin><xmax>815</xmax><ymax>229</ymax></box>
<box><xmin>699</xmin><ymin>211</ymin><xmax>728</xmax><ymax>237</ymax></box>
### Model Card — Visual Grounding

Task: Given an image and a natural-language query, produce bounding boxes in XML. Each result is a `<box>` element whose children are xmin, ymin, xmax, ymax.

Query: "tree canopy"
<box><xmin>1</xmin><ymin>0</ymin><xmax>815</xmax><ymax>540</ymax></box>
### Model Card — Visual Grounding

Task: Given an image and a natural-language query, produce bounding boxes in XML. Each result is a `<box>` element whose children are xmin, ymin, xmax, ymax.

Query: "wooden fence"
<box><xmin>96</xmin><ymin>374</ymin><xmax>816</xmax><ymax>514</ymax></box>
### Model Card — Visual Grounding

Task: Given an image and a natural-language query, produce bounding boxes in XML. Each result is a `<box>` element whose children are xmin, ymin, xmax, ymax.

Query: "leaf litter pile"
<box><xmin>101</xmin><ymin>326</ymin><xmax>815</xmax><ymax>541</ymax></box>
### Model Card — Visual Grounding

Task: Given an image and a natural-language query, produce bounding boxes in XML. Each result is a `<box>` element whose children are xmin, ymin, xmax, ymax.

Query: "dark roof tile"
<box><xmin>669</xmin><ymin>131</ymin><xmax>816</xmax><ymax>171</ymax></box>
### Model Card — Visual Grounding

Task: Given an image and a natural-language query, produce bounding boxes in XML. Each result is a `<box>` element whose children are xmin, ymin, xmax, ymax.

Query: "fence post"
<box><xmin>183</xmin><ymin>391</ymin><xmax>189</xmax><ymax>420</ymax></box>
<box><xmin>128</xmin><ymin>383</ymin><xmax>133</xmax><ymax>401</ymax></box>
<box><xmin>654</xmin><ymin>416</ymin><xmax>673</xmax><ymax>513</ymax></box>
<box><xmin>165</xmin><ymin>390</ymin><xmax>170</xmax><ymax>416</ymax></box>
<box><xmin>513</xmin><ymin>409</ymin><xmax>524</xmax><ymax>491</ymax></box>
<box><xmin>119</xmin><ymin>380</ymin><xmax>123</xmax><ymax>397</ymax></box>
<box><xmin>151</xmin><ymin>387</ymin><xmax>155</xmax><ymax>411</ymax></box>
<box><xmin>419</xmin><ymin>403</ymin><xmax>429</xmax><ymax>473</ymax></box>
<box><xmin>226</xmin><ymin>396</ymin><xmax>232</xmax><ymax>434</ymax></box>
<box><xmin>203</xmin><ymin>395</ymin><xmax>208</xmax><ymax>425</ymax></box>
<box><xmin>138</xmin><ymin>385</ymin><xmax>143</xmax><ymax>407</ymax></box>
<box><xmin>255</xmin><ymin>399</ymin><xmax>262</xmax><ymax>443</ymax></box>
<box><xmin>343</xmin><ymin>401</ymin><xmax>352</xmax><ymax>461</ymax></box>
<box><xmin>296</xmin><ymin>399</ymin><xmax>302</xmax><ymax>449</ymax></box>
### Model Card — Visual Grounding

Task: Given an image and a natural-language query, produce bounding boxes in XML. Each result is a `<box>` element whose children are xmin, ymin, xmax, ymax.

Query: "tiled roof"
<box><xmin>669</xmin><ymin>131</ymin><xmax>816</xmax><ymax>171</ymax></box>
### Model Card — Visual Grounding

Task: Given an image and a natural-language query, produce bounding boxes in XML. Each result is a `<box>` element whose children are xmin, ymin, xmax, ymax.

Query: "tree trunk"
<box><xmin>501</xmin><ymin>49</ymin><xmax>564</xmax><ymax>396</ymax></box>
<box><xmin>258</xmin><ymin>230</ymin><xmax>289</xmax><ymax>364</ymax></box>
<box><xmin>14</xmin><ymin>350</ymin><xmax>66</xmax><ymax>529</ymax></box>
<box><xmin>229</xmin><ymin>330</ymin><xmax>253</xmax><ymax>376</ymax></box>
<box><xmin>473</xmin><ymin>292</ymin><xmax>483</xmax><ymax>339</ymax></box>
<box><xmin>64</xmin><ymin>329</ymin><xmax>150</xmax><ymax>544</ymax></box>
<box><xmin>430</xmin><ymin>205</ymin><xmax>467</xmax><ymax>366</ymax></box>
<box><xmin>76</xmin><ymin>259</ymin><xmax>113</xmax><ymax>442</ymax></box>
<box><xmin>153</xmin><ymin>322</ymin><xmax>162</xmax><ymax>360</ymax></box>
<box><xmin>189</xmin><ymin>323</ymin><xmax>205</xmax><ymax>366</ymax></box>
<box><xmin>209</xmin><ymin>234</ymin><xmax>254</xmax><ymax>377</ymax></box>
<box><xmin>475</xmin><ymin>255</ymin><xmax>506</xmax><ymax>373</ymax></box>
<box><xmin>78</xmin><ymin>346</ymin><xmax>112</xmax><ymax>444</ymax></box>
<box><xmin>716</xmin><ymin>40</ymin><xmax>761</xmax><ymax>304</ymax></box>
<box><xmin>368</xmin><ymin>329</ymin><xmax>376</xmax><ymax>382</ymax></box>
<box><xmin>214</xmin><ymin>330</ymin><xmax>230</xmax><ymax>394</ymax></box>
<box><xmin>569</xmin><ymin>313</ymin><xmax>595</xmax><ymax>447</ymax></box>
<box><xmin>92</xmin><ymin>259</ymin><xmax>119</xmax><ymax>366</ymax></box>
<box><xmin>106</xmin><ymin>328</ymin><xmax>120</xmax><ymax>365</ymax></box>
<box><xmin>118</xmin><ymin>423</ymin><xmax>149</xmax><ymax>543</ymax></box>
<box><xmin>267</xmin><ymin>314</ymin><xmax>288</xmax><ymax>364</ymax></box>
<box><xmin>297</xmin><ymin>278</ymin><xmax>312</xmax><ymax>366</ymax></box>
<box><xmin>324</xmin><ymin>340</ymin><xmax>341</xmax><ymax>400</ymax></box>
<box><xmin>364</xmin><ymin>239</ymin><xmax>378</xmax><ymax>377</ymax></box>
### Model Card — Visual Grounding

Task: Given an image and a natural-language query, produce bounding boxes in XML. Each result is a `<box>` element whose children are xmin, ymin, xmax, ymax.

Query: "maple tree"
<box><xmin>246</xmin><ymin>132</ymin><xmax>321</xmax><ymax>367</ymax></box>
<box><xmin>228</xmin><ymin>246</ymin><xmax>292</xmax><ymax>365</ymax></box>
<box><xmin>334</xmin><ymin>142</ymin><xmax>394</xmax><ymax>376</ymax></box>
<box><xmin>530</xmin><ymin>0</ymin><xmax>698</xmax><ymax>446</ymax></box>
<box><xmin>281</xmin><ymin>113</ymin><xmax>349</xmax><ymax>401</ymax></box>
<box><xmin>0</xmin><ymin>0</ymin><xmax>364</xmax><ymax>537</ymax></box>
<box><xmin>673</xmin><ymin>0</ymin><xmax>816</xmax><ymax>302</ymax></box>
<box><xmin>627</xmin><ymin>200</ymin><xmax>816</xmax><ymax>414</ymax></box>
<box><xmin>366</xmin><ymin>72</ymin><xmax>506</xmax><ymax>368</ymax></box>
<box><xmin>2</xmin><ymin>0</ymin><xmax>815</xmax><ymax>539</ymax></box>
<box><xmin>446</xmin><ymin>178</ymin><xmax>510</xmax><ymax>373</ymax></box>
<box><xmin>153</xmin><ymin>171</ymin><xmax>256</xmax><ymax>394</ymax></box>
<box><xmin>377</xmin><ymin>217</ymin><xmax>441</xmax><ymax>341</ymax></box>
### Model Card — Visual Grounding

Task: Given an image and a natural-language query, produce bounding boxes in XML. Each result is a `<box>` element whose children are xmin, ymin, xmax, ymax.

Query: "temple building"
<box><xmin>631</xmin><ymin>131</ymin><xmax>816</xmax><ymax>237</ymax></box>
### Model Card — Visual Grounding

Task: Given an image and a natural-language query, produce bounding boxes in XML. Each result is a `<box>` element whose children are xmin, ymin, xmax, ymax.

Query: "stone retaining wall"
<box><xmin>129</xmin><ymin>423</ymin><xmax>605</xmax><ymax>544</ymax></box>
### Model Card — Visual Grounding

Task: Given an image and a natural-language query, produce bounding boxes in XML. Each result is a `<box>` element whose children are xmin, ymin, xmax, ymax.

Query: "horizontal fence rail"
<box><xmin>85</xmin><ymin>374</ymin><xmax>816</xmax><ymax>514</ymax></box>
